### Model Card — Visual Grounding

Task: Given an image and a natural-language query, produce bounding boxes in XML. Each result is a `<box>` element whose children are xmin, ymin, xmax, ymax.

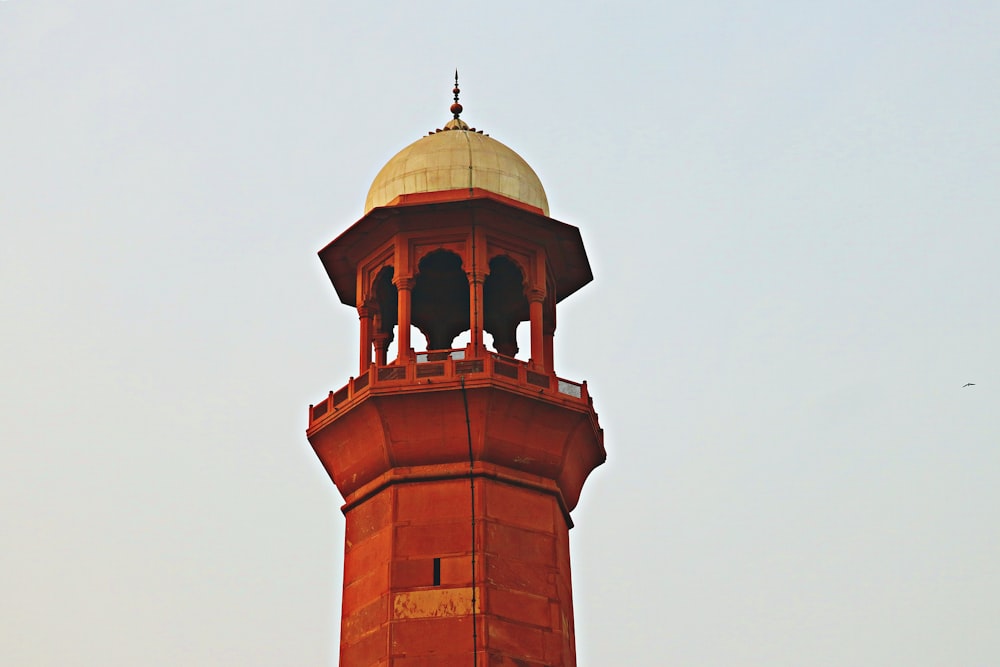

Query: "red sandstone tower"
<box><xmin>307</xmin><ymin>79</ymin><xmax>605</xmax><ymax>666</ymax></box>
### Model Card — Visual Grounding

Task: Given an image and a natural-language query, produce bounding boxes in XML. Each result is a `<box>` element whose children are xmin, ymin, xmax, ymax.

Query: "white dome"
<box><xmin>364</xmin><ymin>122</ymin><xmax>548</xmax><ymax>215</ymax></box>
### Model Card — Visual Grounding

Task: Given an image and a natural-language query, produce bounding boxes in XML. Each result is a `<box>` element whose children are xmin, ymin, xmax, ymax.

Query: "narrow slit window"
<box><xmin>432</xmin><ymin>558</ymin><xmax>441</xmax><ymax>586</ymax></box>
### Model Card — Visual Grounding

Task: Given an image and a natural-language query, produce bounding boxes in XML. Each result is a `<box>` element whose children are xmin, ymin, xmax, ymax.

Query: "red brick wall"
<box><xmin>339</xmin><ymin>477</ymin><xmax>575</xmax><ymax>666</ymax></box>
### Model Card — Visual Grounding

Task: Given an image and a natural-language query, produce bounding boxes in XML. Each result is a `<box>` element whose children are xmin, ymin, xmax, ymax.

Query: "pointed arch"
<box><xmin>370</xmin><ymin>266</ymin><xmax>397</xmax><ymax>363</ymax></box>
<box><xmin>371</xmin><ymin>266</ymin><xmax>398</xmax><ymax>336</ymax></box>
<box><xmin>484</xmin><ymin>255</ymin><xmax>529</xmax><ymax>357</ymax></box>
<box><xmin>412</xmin><ymin>250</ymin><xmax>470</xmax><ymax>350</ymax></box>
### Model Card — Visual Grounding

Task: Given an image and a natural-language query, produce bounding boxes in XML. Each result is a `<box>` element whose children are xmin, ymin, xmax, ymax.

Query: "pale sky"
<box><xmin>2</xmin><ymin>2</ymin><xmax>998</xmax><ymax>666</ymax></box>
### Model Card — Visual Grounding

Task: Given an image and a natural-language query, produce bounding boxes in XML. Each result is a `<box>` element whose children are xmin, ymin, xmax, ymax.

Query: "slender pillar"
<box><xmin>528</xmin><ymin>287</ymin><xmax>546</xmax><ymax>370</ymax></box>
<box><xmin>394</xmin><ymin>277</ymin><xmax>414</xmax><ymax>362</ymax></box>
<box><xmin>373</xmin><ymin>332</ymin><xmax>390</xmax><ymax>366</ymax></box>
<box><xmin>543</xmin><ymin>294</ymin><xmax>556</xmax><ymax>374</ymax></box>
<box><xmin>543</xmin><ymin>330</ymin><xmax>555</xmax><ymax>375</ymax></box>
<box><xmin>358</xmin><ymin>305</ymin><xmax>373</xmax><ymax>373</ymax></box>
<box><xmin>467</xmin><ymin>270</ymin><xmax>485</xmax><ymax>356</ymax></box>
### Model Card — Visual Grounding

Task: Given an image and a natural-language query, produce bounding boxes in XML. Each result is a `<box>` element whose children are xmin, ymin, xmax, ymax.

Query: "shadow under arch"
<box><xmin>371</xmin><ymin>266</ymin><xmax>397</xmax><ymax>362</ymax></box>
<box><xmin>484</xmin><ymin>255</ymin><xmax>529</xmax><ymax>358</ymax></box>
<box><xmin>412</xmin><ymin>249</ymin><xmax>469</xmax><ymax>350</ymax></box>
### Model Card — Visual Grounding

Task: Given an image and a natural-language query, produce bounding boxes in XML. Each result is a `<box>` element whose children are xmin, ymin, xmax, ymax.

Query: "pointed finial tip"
<box><xmin>450</xmin><ymin>70</ymin><xmax>462</xmax><ymax>119</ymax></box>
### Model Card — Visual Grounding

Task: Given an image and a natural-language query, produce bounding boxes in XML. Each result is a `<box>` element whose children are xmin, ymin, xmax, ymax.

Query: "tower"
<box><xmin>307</xmin><ymin>78</ymin><xmax>605</xmax><ymax>666</ymax></box>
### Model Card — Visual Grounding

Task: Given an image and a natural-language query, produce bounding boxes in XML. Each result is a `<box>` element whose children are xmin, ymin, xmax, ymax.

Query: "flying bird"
<box><xmin>962</xmin><ymin>383</ymin><xmax>975</xmax><ymax>388</ymax></box>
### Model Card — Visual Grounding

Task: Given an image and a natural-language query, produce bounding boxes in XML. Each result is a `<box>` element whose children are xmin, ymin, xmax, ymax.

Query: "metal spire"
<box><xmin>450</xmin><ymin>69</ymin><xmax>463</xmax><ymax>120</ymax></box>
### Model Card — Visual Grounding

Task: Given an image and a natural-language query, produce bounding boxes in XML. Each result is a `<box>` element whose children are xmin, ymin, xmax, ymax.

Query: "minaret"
<box><xmin>307</xmin><ymin>77</ymin><xmax>605</xmax><ymax>666</ymax></box>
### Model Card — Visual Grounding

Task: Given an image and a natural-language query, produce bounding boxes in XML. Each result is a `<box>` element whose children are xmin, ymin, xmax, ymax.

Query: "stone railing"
<box><xmin>308</xmin><ymin>350</ymin><xmax>593</xmax><ymax>427</ymax></box>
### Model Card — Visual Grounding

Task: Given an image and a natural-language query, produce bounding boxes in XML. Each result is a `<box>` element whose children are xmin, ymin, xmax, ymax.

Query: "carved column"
<box><xmin>543</xmin><ymin>295</ymin><xmax>556</xmax><ymax>375</ymax></box>
<box><xmin>394</xmin><ymin>276</ymin><xmax>415</xmax><ymax>363</ymax></box>
<box><xmin>528</xmin><ymin>286</ymin><xmax>546</xmax><ymax>370</ymax></box>
<box><xmin>358</xmin><ymin>305</ymin><xmax>373</xmax><ymax>373</ymax></box>
<box><xmin>467</xmin><ymin>270</ymin><xmax>486</xmax><ymax>357</ymax></box>
<box><xmin>373</xmin><ymin>333</ymin><xmax>391</xmax><ymax>366</ymax></box>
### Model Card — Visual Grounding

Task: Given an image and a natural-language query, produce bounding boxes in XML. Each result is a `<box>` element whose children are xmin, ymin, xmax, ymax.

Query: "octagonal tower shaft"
<box><xmin>309</xmin><ymin>188</ymin><xmax>604</xmax><ymax>666</ymax></box>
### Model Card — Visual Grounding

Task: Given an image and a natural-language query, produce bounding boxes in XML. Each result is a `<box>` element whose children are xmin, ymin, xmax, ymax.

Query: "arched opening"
<box><xmin>484</xmin><ymin>255</ymin><xmax>528</xmax><ymax>358</ymax></box>
<box><xmin>371</xmin><ymin>267</ymin><xmax>397</xmax><ymax>364</ymax></box>
<box><xmin>411</xmin><ymin>250</ymin><xmax>469</xmax><ymax>351</ymax></box>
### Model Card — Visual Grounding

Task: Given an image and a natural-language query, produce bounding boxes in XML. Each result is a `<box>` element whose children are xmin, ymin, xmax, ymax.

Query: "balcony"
<box><xmin>308</xmin><ymin>351</ymin><xmax>596</xmax><ymax>431</ymax></box>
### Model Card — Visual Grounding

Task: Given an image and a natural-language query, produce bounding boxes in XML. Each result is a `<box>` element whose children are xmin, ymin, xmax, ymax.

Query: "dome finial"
<box><xmin>450</xmin><ymin>69</ymin><xmax>463</xmax><ymax>119</ymax></box>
